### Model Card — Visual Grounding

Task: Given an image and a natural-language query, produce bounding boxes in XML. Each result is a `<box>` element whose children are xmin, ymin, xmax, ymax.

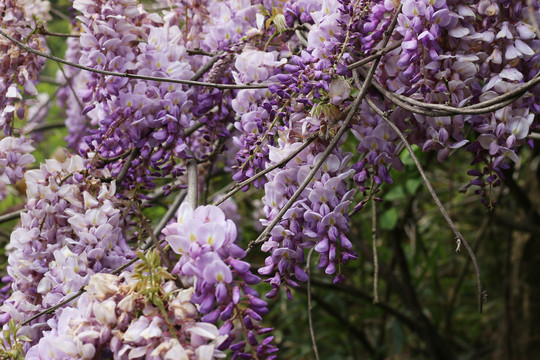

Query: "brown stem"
<box><xmin>0</xmin><ymin>28</ymin><xmax>268</xmax><ymax>91</ymax></box>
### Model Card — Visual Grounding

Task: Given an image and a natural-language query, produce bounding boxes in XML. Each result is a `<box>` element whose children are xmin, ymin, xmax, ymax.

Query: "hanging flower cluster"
<box><xmin>163</xmin><ymin>203</ymin><xmax>277</xmax><ymax>359</ymax></box>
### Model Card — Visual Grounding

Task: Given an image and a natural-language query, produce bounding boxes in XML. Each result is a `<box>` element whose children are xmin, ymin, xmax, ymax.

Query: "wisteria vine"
<box><xmin>0</xmin><ymin>0</ymin><xmax>539</xmax><ymax>358</ymax></box>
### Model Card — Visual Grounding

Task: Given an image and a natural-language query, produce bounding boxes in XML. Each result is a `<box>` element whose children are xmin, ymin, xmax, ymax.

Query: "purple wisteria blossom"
<box><xmin>163</xmin><ymin>203</ymin><xmax>277</xmax><ymax>359</ymax></box>
<box><xmin>0</xmin><ymin>136</ymin><xmax>35</xmax><ymax>185</ymax></box>
<box><xmin>0</xmin><ymin>155</ymin><xmax>135</xmax><ymax>348</ymax></box>
<box><xmin>0</xmin><ymin>0</ymin><xmax>49</xmax><ymax>134</ymax></box>
<box><xmin>260</xmin><ymin>140</ymin><xmax>357</xmax><ymax>295</ymax></box>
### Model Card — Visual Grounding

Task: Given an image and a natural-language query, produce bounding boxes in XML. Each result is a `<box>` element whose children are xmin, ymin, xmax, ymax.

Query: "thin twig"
<box><xmin>185</xmin><ymin>121</ymin><xmax>206</xmax><ymax>137</ymax></box>
<box><xmin>530</xmin><ymin>132</ymin><xmax>540</xmax><ymax>140</ymax></box>
<box><xmin>246</xmin><ymin>4</ymin><xmax>402</xmax><ymax>255</ymax></box>
<box><xmin>23</xmin><ymin>87</ymin><xmax>60</xmax><ymax>133</ymax></box>
<box><xmin>38</xmin><ymin>75</ymin><xmax>64</xmax><ymax>85</ymax></box>
<box><xmin>0</xmin><ymin>209</ymin><xmax>24</xmax><ymax>224</ymax></box>
<box><xmin>360</xmin><ymin>90</ymin><xmax>484</xmax><ymax>312</ymax></box>
<box><xmin>308</xmin><ymin>278</ymin><xmax>421</xmax><ymax>335</ymax></box>
<box><xmin>445</xmin><ymin>215</ymin><xmax>490</xmax><ymax>330</ymax></box>
<box><xmin>186</xmin><ymin>150</ymin><xmax>199</xmax><ymax>208</ymax></box>
<box><xmin>153</xmin><ymin>190</ymin><xmax>187</xmax><ymax>235</ymax></box>
<box><xmin>20</xmin><ymin>288</ymin><xmax>85</xmax><ymax>326</ymax></box>
<box><xmin>191</xmin><ymin>52</ymin><xmax>222</xmax><ymax>81</ymax></box>
<box><xmin>50</xmin><ymin>7</ymin><xmax>71</xmax><ymax>21</ymax></box>
<box><xmin>213</xmin><ymin>136</ymin><xmax>316</xmax><ymax>206</ymax></box>
<box><xmin>371</xmin><ymin>198</ymin><xmax>379</xmax><ymax>304</ymax></box>
<box><xmin>29</xmin><ymin>121</ymin><xmax>65</xmax><ymax>133</ymax></box>
<box><xmin>0</xmin><ymin>28</ymin><xmax>268</xmax><ymax>90</ymax></box>
<box><xmin>309</xmin><ymin>291</ymin><xmax>375</xmax><ymax>355</ymax></box>
<box><xmin>347</xmin><ymin>41</ymin><xmax>402</xmax><ymax>70</ymax></box>
<box><xmin>185</xmin><ymin>48</ymin><xmax>215</xmax><ymax>57</ymax></box>
<box><xmin>98</xmin><ymin>149</ymin><xmax>133</xmax><ymax>164</ymax></box>
<box><xmin>116</xmin><ymin>148</ymin><xmax>139</xmax><ymax>183</ymax></box>
<box><xmin>38</xmin><ymin>28</ymin><xmax>80</xmax><ymax>38</ymax></box>
<box><xmin>44</xmin><ymin>36</ymin><xmax>86</xmax><ymax>111</ymax></box>
<box><xmin>306</xmin><ymin>248</ymin><xmax>320</xmax><ymax>360</ymax></box>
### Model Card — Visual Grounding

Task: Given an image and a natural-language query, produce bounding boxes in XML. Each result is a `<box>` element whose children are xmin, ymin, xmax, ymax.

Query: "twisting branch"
<box><xmin>21</xmin><ymin>289</ymin><xmax>85</xmax><ymax>326</ymax></box>
<box><xmin>184</xmin><ymin>121</ymin><xmax>206</xmax><ymax>137</ymax></box>
<box><xmin>306</xmin><ymin>248</ymin><xmax>320</xmax><ymax>360</ymax></box>
<box><xmin>50</xmin><ymin>7</ymin><xmax>71</xmax><ymax>21</ymax></box>
<box><xmin>355</xmin><ymin>77</ymin><xmax>484</xmax><ymax>312</ymax></box>
<box><xmin>246</xmin><ymin>4</ymin><xmax>403</xmax><ymax>254</ymax></box>
<box><xmin>191</xmin><ymin>52</ymin><xmax>222</xmax><ymax>81</ymax></box>
<box><xmin>0</xmin><ymin>28</ymin><xmax>268</xmax><ymax>90</ymax></box>
<box><xmin>185</xmin><ymin>48</ymin><xmax>216</xmax><ymax>57</ymax></box>
<box><xmin>357</xmin><ymin>67</ymin><xmax>527</xmax><ymax>116</ymax></box>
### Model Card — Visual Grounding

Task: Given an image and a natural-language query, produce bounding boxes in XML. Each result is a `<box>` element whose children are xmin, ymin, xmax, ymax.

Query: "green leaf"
<box><xmin>405</xmin><ymin>178</ymin><xmax>422</xmax><ymax>194</ymax></box>
<box><xmin>383</xmin><ymin>185</ymin><xmax>406</xmax><ymax>201</ymax></box>
<box><xmin>400</xmin><ymin>144</ymin><xmax>421</xmax><ymax>166</ymax></box>
<box><xmin>17</xmin><ymin>336</ymin><xmax>31</xmax><ymax>343</ymax></box>
<box><xmin>380</xmin><ymin>208</ymin><xmax>398</xmax><ymax>230</ymax></box>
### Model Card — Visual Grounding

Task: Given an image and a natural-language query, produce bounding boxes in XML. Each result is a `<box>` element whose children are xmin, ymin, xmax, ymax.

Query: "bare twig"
<box><xmin>191</xmin><ymin>52</ymin><xmax>222</xmax><ymax>81</ymax></box>
<box><xmin>213</xmin><ymin>136</ymin><xmax>316</xmax><ymax>206</ymax></box>
<box><xmin>347</xmin><ymin>40</ymin><xmax>402</xmax><ymax>70</ymax></box>
<box><xmin>186</xmin><ymin>49</ymin><xmax>215</xmax><ymax>57</ymax></box>
<box><xmin>371</xmin><ymin>198</ymin><xmax>379</xmax><ymax>304</ymax></box>
<box><xmin>0</xmin><ymin>209</ymin><xmax>24</xmax><ymax>224</ymax></box>
<box><xmin>153</xmin><ymin>190</ymin><xmax>187</xmax><ymax>235</ymax></box>
<box><xmin>359</xmin><ymin>88</ymin><xmax>484</xmax><ymax>312</ymax></box>
<box><xmin>50</xmin><ymin>7</ymin><xmax>71</xmax><ymax>21</ymax></box>
<box><xmin>98</xmin><ymin>149</ymin><xmax>133</xmax><ymax>164</ymax></box>
<box><xmin>44</xmin><ymin>37</ymin><xmax>86</xmax><ymax>111</ymax></box>
<box><xmin>38</xmin><ymin>27</ymin><xmax>80</xmax><ymax>38</ymax></box>
<box><xmin>306</xmin><ymin>248</ymin><xmax>320</xmax><ymax>360</ymax></box>
<box><xmin>185</xmin><ymin>121</ymin><xmax>206</xmax><ymax>137</ymax></box>
<box><xmin>186</xmin><ymin>151</ymin><xmax>199</xmax><ymax>208</ymax></box>
<box><xmin>116</xmin><ymin>148</ymin><xmax>139</xmax><ymax>184</ymax></box>
<box><xmin>29</xmin><ymin>121</ymin><xmax>65</xmax><ymax>133</ymax></box>
<box><xmin>446</xmin><ymin>215</ymin><xmax>490</xmax><ymax>330</ymax></box>
<box><xmin>0</xmin><ymin>28</ymin><xmax>268</xmax><ymax>90</ymax></box>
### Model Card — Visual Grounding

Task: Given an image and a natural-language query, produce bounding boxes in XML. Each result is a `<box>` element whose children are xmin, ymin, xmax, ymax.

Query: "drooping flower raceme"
<box><xmin>0</xmin><ymin>155</ymin><xmax>135</xmax><ymax>347</ymax></box>
<box><xmin>0</xmin><ymin>0</ymin><xmax>50</xmax><ymax>133</ymax></box>
<box><xmin>163</xmin><ymin>203</ymin><xmax>277</xmax><ymax>359</ymax></box>
<box><xmin>259</xmin><ymin>139</ymin><xmax>357</xmax><ymax>296</ymax></box>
